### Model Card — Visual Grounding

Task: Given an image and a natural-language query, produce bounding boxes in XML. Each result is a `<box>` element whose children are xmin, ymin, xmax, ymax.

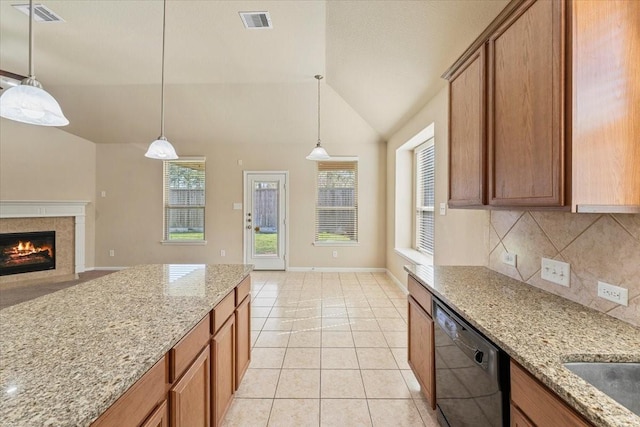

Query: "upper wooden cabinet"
<box><xmin>488</xmin><ymin>0</ymin><xmax>565</xmax><ymax>207</ymax></box>
<box><xmin>445</xmin><ymin>0</ymin><xmax>640</xmax><ymax>212</ymax></box>
<box><xmin>448</xmin><ymin>45</ymin><xmax>486</xmax><ymax>207</ymax></box>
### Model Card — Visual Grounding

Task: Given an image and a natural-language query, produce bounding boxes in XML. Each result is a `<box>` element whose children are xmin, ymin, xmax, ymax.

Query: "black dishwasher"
<box><xmin>433</xmin><ymin>298</ymin><xmax>510</xmax><ymax>427</ymax></box>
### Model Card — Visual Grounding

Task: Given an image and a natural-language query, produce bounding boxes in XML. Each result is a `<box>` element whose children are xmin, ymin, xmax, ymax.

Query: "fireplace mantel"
<box><xmin>0</xmin><ymin>201</ymin><xmax>89</xmax><ymax>273</ymax></box>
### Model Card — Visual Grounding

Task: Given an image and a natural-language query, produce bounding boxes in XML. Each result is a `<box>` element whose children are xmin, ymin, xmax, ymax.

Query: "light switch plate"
<box><xmin>541</xmin><ymin>258</ymin><xmax>570</xmax><ymax>287</ymax></box>
<box><xmin>233</xmin><ymin>203</ymin><xmax>242</xmax><ymax>210</ymax></box>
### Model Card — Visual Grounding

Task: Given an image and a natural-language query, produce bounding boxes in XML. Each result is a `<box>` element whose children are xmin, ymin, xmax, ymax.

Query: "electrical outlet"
<box><xmin>501</xmin><ymin>251</ymin><xmax>517</xmax><ymax>267</ymax></box>
<box><xmin>109</xmin><ymin>249</ymin><xmax>115</xmax><ymax>257</ymax></box>
<box><xmin>332</xmin><ymin>250</ymin><xmax>338</xmax><ymax>258</ymax></box>
<box><xmin>597</xmin><ymin>281</ymin><xmax>628</xmax><ymax>306</ymax></box>
<box><xmin>220</xmin><ymin>249</ymin><xmax>226</xmax><ymax>257</ymax></box>
<box><xmin>540</xmin><ymin>258</ymin><xmax>570</xmax><ymax>287</ymax></box>
<box><xmin>101</xmin><ymin>190</ymin><xmax>107</xmax><ymax>198</ymax></box>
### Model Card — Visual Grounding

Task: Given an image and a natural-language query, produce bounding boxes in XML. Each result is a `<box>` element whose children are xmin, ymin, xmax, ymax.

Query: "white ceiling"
<box><xmin>0</xmin><ymin>0</ymin><xmax>508</xmax><ymax>145</ymax></box>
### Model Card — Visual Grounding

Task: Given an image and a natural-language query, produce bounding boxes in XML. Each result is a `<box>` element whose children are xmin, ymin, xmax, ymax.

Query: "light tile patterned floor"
<box><xmin>222</xmin><ymin>271</ymin><xmax>439</xmax><ymax>427</ymax></box>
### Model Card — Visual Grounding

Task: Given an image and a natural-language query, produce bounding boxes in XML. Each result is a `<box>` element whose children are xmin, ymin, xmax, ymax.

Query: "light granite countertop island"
<box><xmin>0</xmin><ymin>263</ymin><xmax>253</xmax><ymax>427</ymax></box>
<box><xmin>405</xmin><ymin>264</ymin><xmax>640</xmax><ymax>427</ymax></box>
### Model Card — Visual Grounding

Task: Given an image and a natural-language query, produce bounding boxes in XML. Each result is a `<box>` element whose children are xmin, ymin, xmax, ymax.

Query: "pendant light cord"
<box><xmin>28</xmin><ymin>0</ymin><xmax>34</xmax><ymax>78</ymax></box>
<box><xmin>316</xmin><ymin>74</ymin><xmax>323</xmax><ymax>146</ymax></box>
<box><xmin>160</xmin><ymin>0</ymin><xmax>167</xmax><ymax>137</ymax></box>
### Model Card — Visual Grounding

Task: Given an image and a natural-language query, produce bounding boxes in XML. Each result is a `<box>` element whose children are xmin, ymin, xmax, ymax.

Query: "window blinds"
<box><xmin>315</xmin><ymin>161</ymin><xmax>358</xmax><ymax>243</ymax></box>
<box><xmin>163</xmin><ymin>159</ymin><xmax>206</xmax><ymax>241</ymax></box>
<box><xmin>416</xmin><ymin>142</ymin><xmax>435</xmax><ymax>254</ymax></box>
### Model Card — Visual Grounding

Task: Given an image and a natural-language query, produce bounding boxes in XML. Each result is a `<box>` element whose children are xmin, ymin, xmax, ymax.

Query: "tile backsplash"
<box><xmin>488</xmin><ymin>211</ymin><xmax>639</xmax><ymax>327</ymax></box>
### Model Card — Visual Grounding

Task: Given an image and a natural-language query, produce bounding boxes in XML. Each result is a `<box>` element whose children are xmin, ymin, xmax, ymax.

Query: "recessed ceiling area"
<box><xmin>0</xmin><ymin>0</ymin><xmax>508</xmax><ymax>146</ymax></box>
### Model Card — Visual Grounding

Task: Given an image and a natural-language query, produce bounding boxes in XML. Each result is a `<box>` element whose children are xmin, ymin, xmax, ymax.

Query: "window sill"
<box><xmin>313</xmin><ymin>241</ymin><xmax>360</xmax><ymax>247</ymax></box>
<box><xmin>161</xmin><ymin>240</ymin><xmax>207</xmax><ymax>246</ymax></box>
<box><xmin>394</xmin><ymin>248</ymin><xmax>432</xmax><ymax>266</ymax></box>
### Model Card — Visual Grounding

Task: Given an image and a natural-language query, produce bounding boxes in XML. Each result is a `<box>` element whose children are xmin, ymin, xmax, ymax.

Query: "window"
<box><xmin>415</xmin><ymin>140</ymin><xmax>435</xmax><ymax>254</ymax></box>
<box><xmin>315</xmin><ymin>160</ymin><xmax>358</xmax><ymax>243</ymax></box>
<box><xmin>163</xmin><ymin>158</ymin><xmax>205</xmax><ymax>242</ymax></box>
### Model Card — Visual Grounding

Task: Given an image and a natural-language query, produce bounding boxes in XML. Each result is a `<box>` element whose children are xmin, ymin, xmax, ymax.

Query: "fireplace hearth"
<box><xmin>0</xmin><ymin>231</ymin><xmax>56</xmax><ymax>276</ymax></box>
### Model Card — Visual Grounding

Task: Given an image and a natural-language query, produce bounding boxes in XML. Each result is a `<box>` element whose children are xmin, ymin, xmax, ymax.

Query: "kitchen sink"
<box><xmin>563</xmin><ymin>362</ymin><xmax>640</xmax><ymax>416</ymax></box>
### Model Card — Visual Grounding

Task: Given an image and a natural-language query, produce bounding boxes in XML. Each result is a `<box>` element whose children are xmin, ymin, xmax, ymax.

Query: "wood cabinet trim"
<box><xmin>235</xmin><ymin>276</ymin><xmax>251</xmax><ymax>306</ymax></box>
<box><xmin>407</xmin><ymin>276</ymin><xmax>433</xmax><ymax>316</ymax></box>
<box><xmin>140</xmin><ymin>399</ymin><xmax>168</xmax><ymax>427</ymax></box>
<box><xmin>170</xmin><ymin>313</ymin><xmax>211</xmax><ymax>383</ymax></box>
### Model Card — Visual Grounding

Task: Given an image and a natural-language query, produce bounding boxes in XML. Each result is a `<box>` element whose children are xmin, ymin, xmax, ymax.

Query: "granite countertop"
<box><xmin>405</xmin><ymin>265</ymin><xmax>640</xmax><ymax>427</ymax></box>
<box><xmin>0</xmin><ymin>263</ymin><xmax>253</xmax><ymax>427</ymax></box>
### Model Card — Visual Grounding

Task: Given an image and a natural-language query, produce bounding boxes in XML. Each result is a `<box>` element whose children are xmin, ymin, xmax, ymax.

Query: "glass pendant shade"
<box><xmin>306</xmin><ymin>145</ymin><xmax>330</xmax><ymax>161</ymax></box>
<box><xmin>0</xmin><ymin>81</ymin><xmax>69</xmax><ymax>126</ymax></box>
<box><xmin>145</xmin><ymin>136</ymin><xmax>178</xmax><ymax>160</ymax></box>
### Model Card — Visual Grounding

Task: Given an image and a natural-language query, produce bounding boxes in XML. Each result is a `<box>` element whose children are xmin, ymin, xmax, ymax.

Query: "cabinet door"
<box><xmin>235</xmin><ymin>296</ymin><xmax>251</xmax><ymax>389</ymax></box>
<box><xmin>212</xmin><ymin>315</ymin><xmax>235</xmax><ymax>427</ymax></box>
<box><xmin>511</xmin><ymin>404</ymin><xmax>534</xmax><ymax>427</ymax></box>
<box><xmin>170</xmin><ymin>346</ymin><xmax>211</xmax><ymax>427</ymax></box>
<box><xmin>448</xmin><ymin>45</ymin><xmax>486</xmax><ymax>207</ymax></box>
<box><xmin>488</xmin><ymin>0</ymin><xmax>566</xmax><ymax>207</ymax></box>
<box><xmin>140</xmin><ymin>400</ymin><xmax>168</xmax><ymax>427</ymax></box>
<box><xmin>408</xmin><ymin>296</ymin><xmax>435</xmax><ymax>409</ymax></box>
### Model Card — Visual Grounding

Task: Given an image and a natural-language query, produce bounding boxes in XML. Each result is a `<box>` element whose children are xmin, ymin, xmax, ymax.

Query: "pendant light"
<box><xmin>145</xmin><ymin>0</ymin><xmax>178</xmax><ymax>160</ymax></box>
<box><xmin>0</xmin><ymin>0</ymin><xmax>68</xmax><ymax>126</ymax></box>
<box><xmin>306</xmin><ymin>74</ymin><xmax>330</xmax><ymax>161</ymax></box>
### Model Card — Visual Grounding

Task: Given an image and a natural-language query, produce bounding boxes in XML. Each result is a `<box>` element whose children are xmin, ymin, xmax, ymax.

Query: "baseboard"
<box><xmin>285</xmin><ymin>267</ymin><xmax>387</xmax><ymax>273</ymax></box>
<box><xmin>91</xmin><ymin>266</ymin><xmax>127</xmax><ymax>271</ymax></box>
<box><xmin>386</xmin><ymin>269</ymin><xmax>408</xmax><ymax>293</ymax></box>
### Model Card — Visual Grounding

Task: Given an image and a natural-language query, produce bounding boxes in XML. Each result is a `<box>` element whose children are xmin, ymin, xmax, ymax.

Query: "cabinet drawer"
<box><xmin>235</xmin><ymin>276</ymin><xmax>251</xmax><ymax>306</ymax></box>
<box><xmin>408</xmin><ymin>276</ymin><xmax>432</xmax><ymax>316</ymax></box>
<box><xmin>91</xmin><ymin>355</ymin><xmax>168</xmax><ymax>427</ymax></box>
<box><xmin>511</xmin><ymin>361</ymin><xmax>590</xmax><ymax>427</ymax></box>
<box><xmin>170</xmin><ymin>313</ymin><xmax>211</xmax><ymax>382</ymax></box>
<box><xmin>213</xmin><ymin>291</ymin><xmax>235</xmax><ymax>334</ymax></box>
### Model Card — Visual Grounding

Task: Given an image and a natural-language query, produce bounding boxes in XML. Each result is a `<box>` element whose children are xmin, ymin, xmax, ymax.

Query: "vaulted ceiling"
<box><xmin>0</xmin><ymin>0</ymin><xmax>508</xmax><ymax>146</ymax></box>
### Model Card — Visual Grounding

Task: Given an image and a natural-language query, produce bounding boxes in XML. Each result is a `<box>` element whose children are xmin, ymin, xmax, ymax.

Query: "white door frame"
<box><xmin>243</xmin><ymin>171</ymin><xmax>289</xmax><ymax>270</ymax></box>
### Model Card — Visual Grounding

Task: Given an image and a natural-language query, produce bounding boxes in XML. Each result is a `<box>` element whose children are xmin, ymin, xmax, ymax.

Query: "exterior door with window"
<box><xmin>244</xmin><ymin>172</ymin><xmax>287</xmax><ymax>270</ymax></box>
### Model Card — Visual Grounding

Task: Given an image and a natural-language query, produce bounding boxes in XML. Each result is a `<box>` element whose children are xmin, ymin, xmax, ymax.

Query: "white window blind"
<box><xmin>315</xmin><ymin>161</ymin><xmax>358</xmax><ymax>243</ymax></box>
<box><xmin>163</xmin><ymin>158</ymin><xmax>205</xmax><ymax>241</ymax></box>
<box><xmin>415</xmin><ymin>141</ymin><xmax>435</xmax><ymax>254</ymax></box>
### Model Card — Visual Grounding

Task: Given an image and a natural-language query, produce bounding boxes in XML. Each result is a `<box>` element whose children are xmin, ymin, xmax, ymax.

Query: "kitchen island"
<box><xmin>406</xmin><ymin>265</ymin><xmax>640</xmax><ymax>427</ymax></box>
<box><xmin>0</xmin><ymin>263</ymin><xmax>253</xmax><ymax>427</ymax></box>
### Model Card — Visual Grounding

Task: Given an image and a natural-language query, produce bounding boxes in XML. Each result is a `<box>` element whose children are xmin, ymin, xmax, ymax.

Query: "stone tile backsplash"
<box><xmin>488</xmin><ymin>211</ymin><xmax>639</xmax><ymax>327</ymax></box>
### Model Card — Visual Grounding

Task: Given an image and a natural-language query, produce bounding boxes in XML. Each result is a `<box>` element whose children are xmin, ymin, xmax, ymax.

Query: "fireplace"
<box><xmin>0</xmin><ymin>231</ymin><xmax>56</xmax><ymax>276</ymax></box>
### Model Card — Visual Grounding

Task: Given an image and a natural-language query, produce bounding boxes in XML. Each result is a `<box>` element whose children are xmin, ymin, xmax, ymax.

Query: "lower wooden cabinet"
<box><xmin>235</xmin><ymin>295</ymin><xmax>251</xmax><ymax>389</ymax></box>
<box><xmin>408</xmin><ymin>295</ymin><xmax>435</xmax><ymax>409</ymax></box>
<box><xmin>141</xmin><ymin>400</ymin><xmax>168</xmax><ymax>427</ymax></box>
<box><xmin>170</xmin><ymin>346</ymin><xmax>211</xmax><ymax>427</ymax></box>
<box><xmin>212</xmin><ymin>315</ymin><xmax>235</xmax><ymax>427</ymax></box>
<box><xmin>510</xmin><ymin>361</ymin><xmax>591</xmax><ymax>427</ymax></box>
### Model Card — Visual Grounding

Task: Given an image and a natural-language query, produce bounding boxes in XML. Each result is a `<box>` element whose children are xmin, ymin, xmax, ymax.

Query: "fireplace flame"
<box><xmin>13</xmin><ymin>241</ymin><xmax>52</xmax><ymax>257</ymax></box>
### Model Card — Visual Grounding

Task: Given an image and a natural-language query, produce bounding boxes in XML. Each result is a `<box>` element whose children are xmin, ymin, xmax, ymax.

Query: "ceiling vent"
<box><xmin>12</xmin><ymin>3</ymin><xmax>65</xmax><ymax>22</ymax></box>
<box><xmin>239</xmin><ymin>11</ymin><xmax>272</xmax><ymax>29</ymax></box>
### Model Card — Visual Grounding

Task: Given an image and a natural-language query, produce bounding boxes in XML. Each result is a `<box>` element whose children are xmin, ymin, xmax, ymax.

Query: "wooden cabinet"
<box><xmin>235</xmin><ymin>295</ymin><xmax>251</xmax><ymax>388</ymax></box>
<box><xmin>445</xmin><ymin>0</ymin><xmax>639</xmax><ymax>212</ymax></box>
<box><xmin>141</xmin><ymin>400</ymin><xmax>168</xmax><ymax>427</ymax></box>
<box><xmin>571</xmin><ymin>0</ymin><xmax>640</xmax><ymax>212</ymax></box>
<box><xmin>510</xmin><ymin>361</ymin><xmax>591</xmax><ymax>427</ymax></box>
<box><xmin>407</xmin><ymin>277</ymin><xmax>435</xmax><ymax>409</ymax></box>
<box><xmin>488</xmin><ymin>0</ymin><xmax>565</xmax><ymax>207</ymax></box>
<box><xmin>212</xmin><ymin>315</ymin><xmax>235</xmax><ymax>427</ymax></box>
<box><xmin>170</xmin><ymin>346</ymin><xmax>211</xmax><ymax>427</ymax></box>
<box><xmin>448</xmin><ymin>45</ymin><xmax>486</xmax><ymax>207</ymax></box>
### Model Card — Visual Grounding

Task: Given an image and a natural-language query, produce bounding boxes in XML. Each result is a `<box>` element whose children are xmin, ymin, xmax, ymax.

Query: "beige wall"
<box><xmin>0</xmin><ymin>119</ymin><xmax>96</xmax><ymax>268</ymax></box>
<box><xmin>95</xmin><ymin>84</ymin><xmax>386</xmax><ymax>269</ymax></box>
<box><xmin>385</xmin><ymin>86</ymin><xmax>488</xmax><ymax>283</ymax></box>
<box><xmin>488</xmin><ymin>211</ymin><xmax>640</xmax><ymax>326</ymax></box>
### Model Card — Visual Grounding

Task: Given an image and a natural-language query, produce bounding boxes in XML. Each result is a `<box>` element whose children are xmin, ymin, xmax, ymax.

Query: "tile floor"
<box><xmin>222</xmin><ymin>271</ymin><xmax>439</xmax><ymax>427</ymax></box>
